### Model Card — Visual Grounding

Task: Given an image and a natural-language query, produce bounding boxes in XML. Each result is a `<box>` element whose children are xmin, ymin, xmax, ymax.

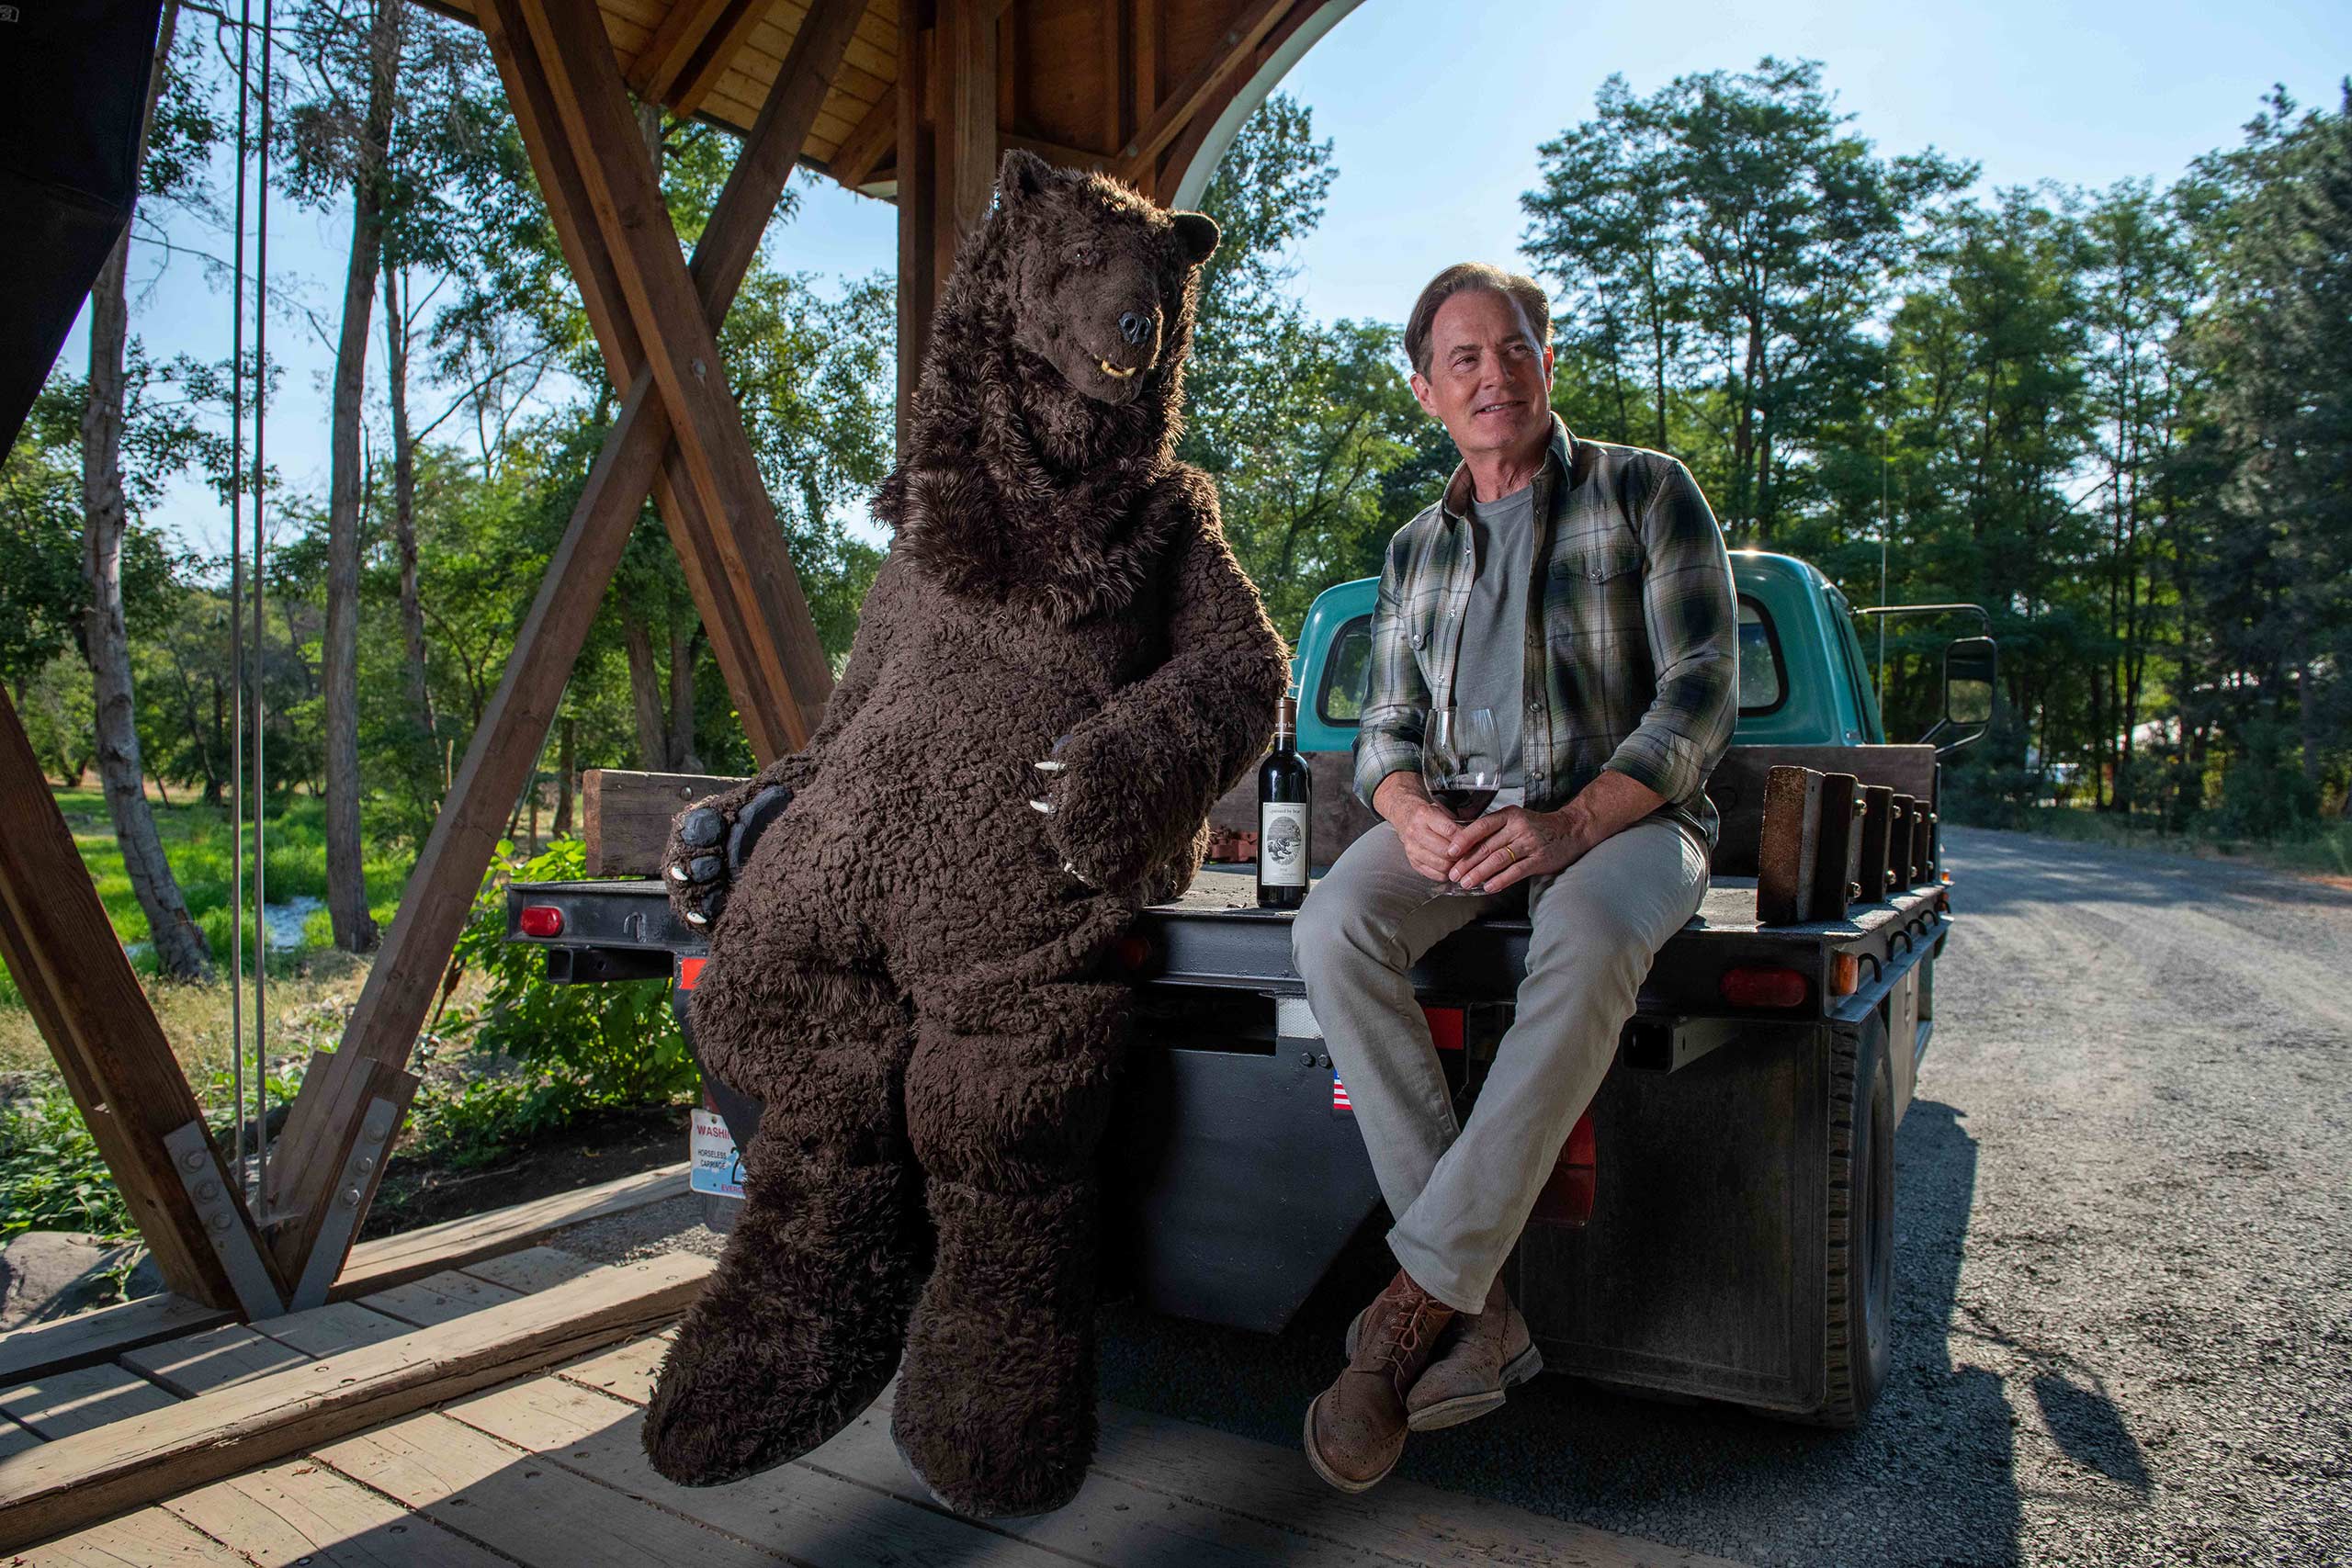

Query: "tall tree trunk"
<box><xmin>80</xmin><ymin>3</ymin><xmax>210</xmax><ymax>981</ymax></box>
<box><xmin>667</xmin><ymin>624</ymin><xmax>700</xmax><ymax>772</ymax></box>
<box><xmin>321</xmin><ymin>0</ymin><xmax>404</xmax><ymax>955</ymax></box>
<box><xmin>623</xmin><ymin>614</ymin><xmax>668</xmax><ymax>769</ymax></box>
<box><xmin>383</xmin><ymin>261</ymin><xmax>433</xmax><ymax>743</ymax></box>
<box><xmin>552</xmin><ymin>716</ymin><xmax>574</xmax><ymax>834</ymax></box>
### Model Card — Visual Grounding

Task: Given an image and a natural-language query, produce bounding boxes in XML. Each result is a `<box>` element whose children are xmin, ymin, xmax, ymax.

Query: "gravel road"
<box><xmin>564</xmin><ymin>825</ymin><xmax>2352</xmax><ymax>1566</ymax></box>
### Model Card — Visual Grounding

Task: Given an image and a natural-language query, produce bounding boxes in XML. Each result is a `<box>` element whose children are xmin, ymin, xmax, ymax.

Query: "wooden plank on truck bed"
<box><xmin>1858</xmin><ymin>784</ymin><xmax>1897</xmax><ymax>902</ymax></box>
<box><xmin>0</xmin><ymin>1253</ymin><xmax>713</xmax><ymax>1551</ymax></box>
<box><xmin>1810</xmin><ymin>772</ymin><xmax>1863</xmax><ymax>920</ymax></box>
<box><xmin>583</xmin><ymin>768</ymin><xmax>752</xmax><ymax>875</ymax></box>
<box><xmin>1756</xmin><ymin>765</ymin><xmax>1825</xmax><ymax>926</ymax></box>
<box><xmin>1708</xmin><ymin>743</ymin><xmax>1935</xmax><ymax>877</ymax></box>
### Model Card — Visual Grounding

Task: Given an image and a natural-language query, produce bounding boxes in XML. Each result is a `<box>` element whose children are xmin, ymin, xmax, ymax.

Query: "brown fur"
<box><xmin>639</xmin><ymin>151</ymin><xmax>1290</xmax><ymax>1517</ymax></box>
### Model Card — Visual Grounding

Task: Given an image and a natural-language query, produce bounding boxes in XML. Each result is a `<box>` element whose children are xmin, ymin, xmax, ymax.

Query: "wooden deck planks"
<box><xmin>560</xmin><ymin>1332</ymin><xmax>1739</xmax><ymax>1568</ymax></box>
<box><xmin>0</xmin><ymin>1254</ymin><xmax>714</xmax><ymax>1550</ymax></box>
<box><xmin>458</xmin><ymin>1244</ymin><xmax>603</xmax><ymax>1295</ymax></box>
<box><xmin>1087</xmin><ymin>1402</ymin><xmax>1746</xmax><ymax>1568</ymax></box>
<box><xmin>359</xmin><ymin>1269</ymin><xmax>526</xmax><ymax>1327</ymax></box>
<box><xmin>0</xmin><ymin>1362</ymin><xmax>175</xmax><ymax>1439</ymax></box>
<box><xmin>314</xmin><ymin>1410</ymin><xmax>795</xmax><ymax>1567</ymax></box>
<box><xmin>333</xmin><ymin>1161</ymin><xmax>688</xmax><ymax>1300</ymax></box>
<box><xmin>251</xmin><ymin>1301</ymin><xmax>416</xmax><ymax>1361</ymax></box>
<box><xmin>445</xmin><ymin>1373</ymin><xmax>1077</xmax><ymax>1567</ymax></box>
<box><xmin>119</xmin><ymin>1324</ymin><xmax>312</xmax><ymax>1397</ymax></box>
<box><xmin>0</xmin><ymin>1165</ymin><xmax>687</xmax><ymax>1395</ymax></box>
<box><xmin>12</xmin><ymin>1506</ymin><xmax>248</xmax><ymax>1566</ymax></box>
<box><xmin>164</xmin><ymin>1456</ymin><xmax>517</xmax><ymax>1568</ymax></box>
<box><xmin>0</xmin><ymin>1287</ymin><xmax>229</xmax><ymax>1386</ymax></box>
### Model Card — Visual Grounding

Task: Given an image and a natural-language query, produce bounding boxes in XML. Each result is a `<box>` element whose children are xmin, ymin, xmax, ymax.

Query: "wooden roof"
<box><xmin>425</xmin><ymin>0</ymin><xmax>1361</xmax><ymax>206</ymax></box>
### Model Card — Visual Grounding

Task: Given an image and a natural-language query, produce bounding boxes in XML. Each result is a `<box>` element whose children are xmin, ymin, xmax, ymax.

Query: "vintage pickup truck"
<box><xmin>504</xmin><ymin>549</ymin><xmax>1993</xmax><ymax>1427</ymax></box>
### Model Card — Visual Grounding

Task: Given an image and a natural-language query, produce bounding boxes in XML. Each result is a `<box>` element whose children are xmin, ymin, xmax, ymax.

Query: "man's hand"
<box><xmin>1372</xmin><ymin>772</ymin><xmax>1467</xmax><ymax>883</ymax></box>
<box><xmin>1446</xmin><ymin>805</ymin><xmax>1585</xmax><ymax>894</ymax></box>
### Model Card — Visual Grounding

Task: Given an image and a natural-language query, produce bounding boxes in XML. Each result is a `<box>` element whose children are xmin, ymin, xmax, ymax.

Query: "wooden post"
<box><xmin>264</xmin><ymin>0</ymin><xmax>865</xmax><ymax>1290</ymax></box>
<box><xmin>896</xmin><ymin>0</ymin><xmax>936</xmax><ymax>448</ymax></box>
<box><xmin>0</xmin><ymin>692</ymin><xmax>274</xmax><ymax>1311</ymax></box>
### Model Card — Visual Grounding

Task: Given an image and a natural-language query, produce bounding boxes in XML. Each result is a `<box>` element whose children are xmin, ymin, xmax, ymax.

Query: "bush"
<box><xmin>0</xmin><ymin>1079</ymin><xmax>133</xmax><ymax>1242</ymax></box>
<box><xmin>426</xmin><ymin>835</ymin><xmax>695</xmax><ymax>1167</ymax></box>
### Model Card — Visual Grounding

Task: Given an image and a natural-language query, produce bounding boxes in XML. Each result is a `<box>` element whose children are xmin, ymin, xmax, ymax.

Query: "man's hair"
<box><xmin>1403</xmin><ymin>263</ymin><xmax>1552</xmax><ymax>376</ymax></box>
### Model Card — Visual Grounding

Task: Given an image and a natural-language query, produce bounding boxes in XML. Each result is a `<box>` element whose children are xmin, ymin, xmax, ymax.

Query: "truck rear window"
<box><xmin>1318</xmin><ymin>616</ymin><xmax>1374</xmax><ymax>723</ymax></box>
<box><xmin>1738</xmin><ymin>598</ymin><xmax>1786</xmax><ymax>714</ymax></box>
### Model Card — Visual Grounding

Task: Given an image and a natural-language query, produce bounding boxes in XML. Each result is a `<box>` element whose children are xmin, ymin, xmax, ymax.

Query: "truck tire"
<box><xmin>1813</xmin><ymin>1010</ymin><xmax>1895</xmax><ymax>1426</ymax></box>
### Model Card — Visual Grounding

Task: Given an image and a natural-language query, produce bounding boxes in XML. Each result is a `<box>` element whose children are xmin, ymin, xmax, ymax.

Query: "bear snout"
<box><xmin>1117</xmin><ymin>310</ymin><xmax>1151</xmax><ymax>346</ymax></box>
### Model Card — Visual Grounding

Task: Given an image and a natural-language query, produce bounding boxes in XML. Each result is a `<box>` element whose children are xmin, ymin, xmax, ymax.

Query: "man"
<box><xmin>1295</xmin><ymin>263</ymin><xmax>1737</xmax><ymax>1493</ymax></box>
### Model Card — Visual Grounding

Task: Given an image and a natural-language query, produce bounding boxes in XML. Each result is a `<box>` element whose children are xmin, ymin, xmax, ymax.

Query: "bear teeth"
<box><xmin>1097</xmin><ymin>359</ymin><xmax>1136</xmax><ymax>378</ymax></box>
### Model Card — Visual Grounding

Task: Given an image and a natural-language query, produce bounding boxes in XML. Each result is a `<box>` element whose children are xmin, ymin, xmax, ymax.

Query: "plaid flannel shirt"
<box><xmin>1352</xmin><ymin>416</ymin><xmax>1739</xmax><ymax>850</ymax></box>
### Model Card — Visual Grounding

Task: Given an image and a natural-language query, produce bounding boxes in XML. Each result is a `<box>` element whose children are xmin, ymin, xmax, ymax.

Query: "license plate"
<box><xmin>689</xmin><ymin>1109</ymin><xmax>745</xmax><ymax>1200</ymax></box>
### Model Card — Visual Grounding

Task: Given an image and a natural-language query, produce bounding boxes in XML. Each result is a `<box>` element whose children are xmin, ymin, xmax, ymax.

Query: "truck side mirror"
<box><xmin>1944</xmin><ymin>637</ymin><xmax>1997</xmax><ymax>728</ymax></box>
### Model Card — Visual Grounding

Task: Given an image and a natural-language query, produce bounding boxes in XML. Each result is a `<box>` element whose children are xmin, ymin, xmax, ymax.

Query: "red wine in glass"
<box><xmin>1431</xmin><ymin>784</ymin><xmax>1498</xmax><ymax>823</ymax></box>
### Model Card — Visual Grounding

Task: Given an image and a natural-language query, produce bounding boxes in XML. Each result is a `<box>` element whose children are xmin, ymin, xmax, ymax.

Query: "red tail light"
<box><xmin>676</xmin><ymin>956</ymin><xmax>707</xmax><ymax>991</ymax></box>
<box><xmin>1113</xmin><ymin>933</ymin><xmax>1153</xmax><ymax>972</ymax></box>
<box><xmin>1720</xmin><ymin>964</ymin><xmax>1808</xmax><ymax>1009</ymax></box>
<box><xmin>1531</xmin><ymin>1110</ymin><xmax>1597</xmax><ymax>1228</ymax></box>
<box><xmin>517</xmin><ymin>905</ymin><xmax>564</xmax><ymax>938</ymax></box>
<box><xmin>1420</xmin><ymin>1005</ymin><xmax>1464</xmax><ymax>1052</ymax></box>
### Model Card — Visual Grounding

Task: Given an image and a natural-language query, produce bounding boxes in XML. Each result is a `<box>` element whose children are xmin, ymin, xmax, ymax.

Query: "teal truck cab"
<box><xmin>506</xmin><ymin>550</ymin><xmax>1987</xmax><ymax>1428</ymax></box>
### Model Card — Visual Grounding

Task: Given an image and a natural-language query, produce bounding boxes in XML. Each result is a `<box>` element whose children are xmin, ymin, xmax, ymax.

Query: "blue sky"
<box><xmin>66</xmin><ymin>0</ymin><xmax>2352</xmax><ymax>555</ymax></box>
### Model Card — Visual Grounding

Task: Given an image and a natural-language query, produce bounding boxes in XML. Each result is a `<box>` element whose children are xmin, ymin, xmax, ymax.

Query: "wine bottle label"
<box><xmin>1261</xmin><ymin>802</ymin><xmax>1308</xmax><ymax>886</ymax></box>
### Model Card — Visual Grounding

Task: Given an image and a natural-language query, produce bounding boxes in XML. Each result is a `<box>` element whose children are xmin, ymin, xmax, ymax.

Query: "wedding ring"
<box><xmin>1504</xmin><ymin>843</ymin><xmax>1520</xmax><ymax>863</ymax></box>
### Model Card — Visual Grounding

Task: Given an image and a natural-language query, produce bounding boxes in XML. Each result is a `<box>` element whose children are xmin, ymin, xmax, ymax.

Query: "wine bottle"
<box><xmin>1257</xmin><ymin>692</ymin><xmax>1311</xmax><ymax>909</ymax></box>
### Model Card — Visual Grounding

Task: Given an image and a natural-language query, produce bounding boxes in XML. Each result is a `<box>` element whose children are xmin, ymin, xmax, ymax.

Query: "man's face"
<box><xmin>1409</xmin><ymin>288</ymin><xmax>1555</xmax><ymax>471</ymax></box>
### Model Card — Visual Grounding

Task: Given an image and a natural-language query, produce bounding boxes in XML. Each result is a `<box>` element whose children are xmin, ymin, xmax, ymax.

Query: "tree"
<box><xmin>1521</xmin><ymin>75</ymin><xmax>1698</xmax><ymax>450</ymax></box>
<box><xmin>1522</xmin><ymin>60</ymin><xmax>1973</xmax><ymax>541</ymax></box>
<box><xmin>2176</xmin><ymin>88</ymin><xmax>2352</xmax><ymax>819</ymax></box>
<box><xmin>2078</xmin><ymin>179</ymin><xmax>2195</xmax><ymax>810</ymax></box>
<box><xmin>81</xmin><ymin>1</ymin><xmax>220</xmax><ymax>980</ymax></box>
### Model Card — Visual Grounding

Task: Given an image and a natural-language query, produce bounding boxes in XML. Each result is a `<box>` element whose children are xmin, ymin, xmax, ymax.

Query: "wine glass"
<box><xmin>1422</xmin><ymin>705</ymin><xmax>1500</xmax><ymax>894</ymax></box>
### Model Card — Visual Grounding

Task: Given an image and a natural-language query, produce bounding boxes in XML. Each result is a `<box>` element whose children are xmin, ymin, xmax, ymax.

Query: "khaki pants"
<box><xmin>1290</xmin><ymin>818</ymin><xmax>1709</xmax><ymax>1313</ymax></box>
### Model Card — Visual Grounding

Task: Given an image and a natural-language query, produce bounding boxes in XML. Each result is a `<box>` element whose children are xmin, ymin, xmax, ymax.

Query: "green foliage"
<box><xmin>443</xmin><ymin>836</ymin><xmax>695</xmax><ymax>1129</ymax></box>
<box><xmin>1182</xmin><ymin>96</ymin><xmax>1425</xmax><ymax>641</ymax></box>
<box><xmin>0</xmin><ymin>1079</ymin><xmax>134</xmax><ymax>1243</ymax></box>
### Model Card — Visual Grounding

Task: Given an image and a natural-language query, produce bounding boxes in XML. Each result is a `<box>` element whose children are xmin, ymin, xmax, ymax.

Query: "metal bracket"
<box><xmin>288</xmin><ymin>1095</ymin><xmax>401</xmax><ymax>1311</ymax></box>
<box><xmin>162</xmin><ymin>1119</ymin><xmax>287</xmax><ymax>1321</ymax></box>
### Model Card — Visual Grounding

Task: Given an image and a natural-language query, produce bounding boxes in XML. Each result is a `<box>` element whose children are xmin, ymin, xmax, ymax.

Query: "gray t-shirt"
<box><xmin>1450</xmin><ymin>481</ymin><xmax>1536</xmax><ymax>786</ymax></box>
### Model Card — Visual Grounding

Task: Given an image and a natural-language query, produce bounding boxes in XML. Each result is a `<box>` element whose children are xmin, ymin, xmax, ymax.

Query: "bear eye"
<box><xmin>1069</xmin><ymin>246</ymin><xmax>1101</xmax><ymax>269</ymax></box>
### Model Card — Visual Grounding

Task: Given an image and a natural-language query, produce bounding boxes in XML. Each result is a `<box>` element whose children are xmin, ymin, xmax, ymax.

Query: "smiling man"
<box><xmin>1295</xmin><ymin>263</ymin><xmax>1738</xmax><ymax>1493</ymax></box>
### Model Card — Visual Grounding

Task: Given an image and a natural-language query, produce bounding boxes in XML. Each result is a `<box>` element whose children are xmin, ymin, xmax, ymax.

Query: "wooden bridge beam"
<box><xmin>0</xmin><ymin>694</ymin><xmax>281</xmax><ymax>1313</ymax></box>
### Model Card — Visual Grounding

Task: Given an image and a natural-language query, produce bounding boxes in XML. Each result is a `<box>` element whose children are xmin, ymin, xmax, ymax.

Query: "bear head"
<box><xmin>880</xmin><ymin>150</ymin><xmax>1222</xmax><ymax>624</ymax></box>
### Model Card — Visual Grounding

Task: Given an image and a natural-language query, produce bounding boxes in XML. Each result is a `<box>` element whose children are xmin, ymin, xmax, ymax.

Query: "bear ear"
<box><xmin>1170</xmin><ymin>210</ymin><xmax>1220</xmax><ymax>265</ymax></box>
<box><xmin>994</xmin><ymin>148</ymin><xmax>1053</xmax><ymax>213</ymax></box>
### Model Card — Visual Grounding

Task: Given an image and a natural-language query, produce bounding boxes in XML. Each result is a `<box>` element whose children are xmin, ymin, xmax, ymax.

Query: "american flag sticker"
<box><xmin>1332</xmin><ymin>1074</ymin><xmax>1352</xmax><ymax>1112</ymax></box>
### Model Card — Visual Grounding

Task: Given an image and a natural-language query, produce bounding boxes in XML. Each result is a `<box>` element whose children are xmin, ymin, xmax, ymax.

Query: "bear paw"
<box><xmin>664</xmin><ymin>783</ymin><xmax>792</xmax><ymax>931</ymax></box>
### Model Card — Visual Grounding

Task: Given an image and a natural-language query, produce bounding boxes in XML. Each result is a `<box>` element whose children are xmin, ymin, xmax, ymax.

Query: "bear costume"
<box><xmin>639</xmin><ymin>148</ymin><xmax>1291</xmax><ymax>1519</ymax></box>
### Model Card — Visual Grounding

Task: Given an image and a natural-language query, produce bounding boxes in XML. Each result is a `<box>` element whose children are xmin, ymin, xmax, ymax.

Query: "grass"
<box><xmin>0</xmin><ymin>786</ymin><xmax>423</xmax><ymax>1075</ymax></box>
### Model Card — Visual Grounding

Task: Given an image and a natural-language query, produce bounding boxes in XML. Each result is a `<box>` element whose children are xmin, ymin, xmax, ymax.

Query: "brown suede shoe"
<box><xmin>1349</xmin><ymin>1274</ymin><xmax>1541</xmax><ymax>1430</ymax></box>
<box><xmin>1303</xmin><ymin>1269</ymin><xmax>1456</xmax><ymax>1493</ymax></box>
